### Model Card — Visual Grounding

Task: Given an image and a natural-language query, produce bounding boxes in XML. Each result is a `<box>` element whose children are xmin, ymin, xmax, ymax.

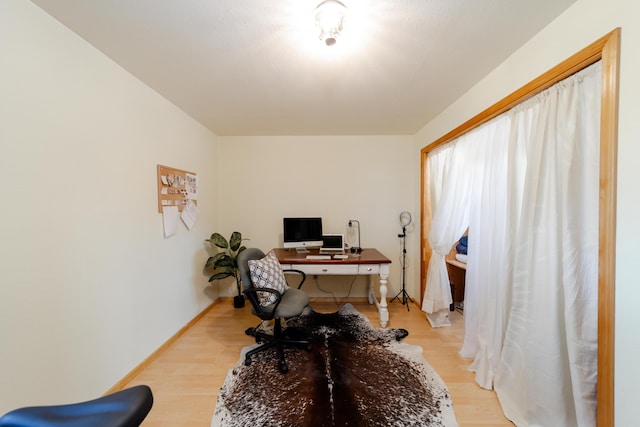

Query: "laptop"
<box><xmin>319</xmin><ymin>234</ymin><xmax>345</xmax><ymax>254</ymax></box>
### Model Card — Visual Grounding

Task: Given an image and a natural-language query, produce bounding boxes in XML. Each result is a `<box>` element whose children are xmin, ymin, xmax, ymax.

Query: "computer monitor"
<box><xmin>283</xmin><ymin>217</ymin><xmax>323</xmax><ymax>251</ymax></box>
<box><xmin>320</xmin><ymin>234</ymin><xmax>345</xmax><ymax>254</ymax></box>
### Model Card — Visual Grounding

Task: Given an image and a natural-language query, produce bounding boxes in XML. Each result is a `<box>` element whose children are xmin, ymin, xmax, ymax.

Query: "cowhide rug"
<box><xmin>212</xmin><ymin>304</ymin><xmax>458</xmax><ymax>427</ymax></box>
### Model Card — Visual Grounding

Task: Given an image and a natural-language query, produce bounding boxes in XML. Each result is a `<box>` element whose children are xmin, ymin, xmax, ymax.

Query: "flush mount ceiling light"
<box><xmin>314</xmin><ymin>0</ymin><xmax>347</xmax><ymax>46</ymax></box>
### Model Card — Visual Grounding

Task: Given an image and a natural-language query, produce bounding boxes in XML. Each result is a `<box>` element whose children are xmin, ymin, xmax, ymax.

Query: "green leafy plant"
<box><xmin>205</xmin><ymin>231</ymin><xmax>247</xmax><ymax>299</ymax></box>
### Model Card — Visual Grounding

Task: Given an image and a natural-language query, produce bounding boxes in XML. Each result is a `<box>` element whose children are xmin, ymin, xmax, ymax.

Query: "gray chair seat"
<box><xmin>258</xmin><ymin>287</ymin><xmax>309</xmax><ymax>319</ymax></box>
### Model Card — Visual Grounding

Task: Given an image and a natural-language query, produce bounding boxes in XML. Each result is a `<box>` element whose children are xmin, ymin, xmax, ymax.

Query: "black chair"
<box><xmin>238</xmin><ymin>248</ymin><xmax>311</xmax><ymax>373</ymax></box>
<box><xmin>0</xmin><ymin>385</ymin><xmax>153</xmax><ymax>427</ymax></box>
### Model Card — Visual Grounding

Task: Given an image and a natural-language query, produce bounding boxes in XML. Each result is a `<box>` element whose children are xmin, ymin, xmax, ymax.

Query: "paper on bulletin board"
<box><xmin>181</xmin><ymin>200</ymin><xmax>198</xmax><ymax>230</ymax></box>
<box><xmin>185</xmin><ymin>173</ymin><xmax>198</xmax><ymax>200</ymax></box>
<box><xmin>162</xmin><ymin>206</ymin><xmax>179</xmax><ymax>237</ymax></box>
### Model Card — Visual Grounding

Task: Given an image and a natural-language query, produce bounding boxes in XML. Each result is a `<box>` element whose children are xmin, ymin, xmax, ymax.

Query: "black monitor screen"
<box><xmin>283</xmin><ymin>217</ymin><xmax>323</xmax><ymax>248</ymax></box>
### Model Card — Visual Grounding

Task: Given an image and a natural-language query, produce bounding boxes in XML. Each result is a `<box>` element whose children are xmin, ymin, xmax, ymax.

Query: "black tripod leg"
<box><xmin>392</xmin><ymin>227</ymin><xmax>412</xmax><ymax>310</ymax></box>
<box><xmin>391</xmin><ymin>289</ymin><xmax>402</xmax><ymax>303</ymax></box>
<box><xmin>391</xmin><ymin>286</ymin><xmax>413</xmax><ymax>310</ymax></box>
<box><xmin>404</xmin><ymin>291</ymin><xmax>413</xmax><ymax>311</ymax></box>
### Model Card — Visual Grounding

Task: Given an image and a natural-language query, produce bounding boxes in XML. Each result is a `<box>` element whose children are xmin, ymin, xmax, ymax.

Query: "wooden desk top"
<box><xmin>446</xmin><ymin>259</ymin><xmax>467</xmax><ymax>270</ymax></box>
<box><xmin>273</xmin><ymin>248</ymin><xmax>391</xmax><ymax>265</ymax></box>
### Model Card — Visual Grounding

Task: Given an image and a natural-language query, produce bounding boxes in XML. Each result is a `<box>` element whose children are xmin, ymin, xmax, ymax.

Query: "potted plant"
<box><xmin>205</xmin><ymin>231</ymin><xmax>247</xmax><ymax>308</ymax></box>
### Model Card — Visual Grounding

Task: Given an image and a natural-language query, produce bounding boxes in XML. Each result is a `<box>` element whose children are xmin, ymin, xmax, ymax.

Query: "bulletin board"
<box><xmin>157</xmin><ymin>164</ymin><xmax>198</xmax><ymax>212</ymax></box>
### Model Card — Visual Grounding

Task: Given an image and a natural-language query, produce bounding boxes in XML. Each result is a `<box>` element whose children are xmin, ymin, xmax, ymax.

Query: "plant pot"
<box><xmin>233</xmin><ymin>295</ymin><xmax>245</xmax><ymax>308</ymax></box>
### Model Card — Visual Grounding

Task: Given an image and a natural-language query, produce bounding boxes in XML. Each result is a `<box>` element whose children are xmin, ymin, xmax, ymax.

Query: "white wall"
<box><xmin>217</xmin><ymin>136</ymin><xmax>418</xmax><ymax>302</ymax></box>
<box><xmin>0</xmin><ymin>1</ymin><xmax>218</xmax><ymax>413</ymax></box>
<box><xmin>415</xmin><ymin>0</ymin><xmax>640</xmax><ymax>423</ymax></box>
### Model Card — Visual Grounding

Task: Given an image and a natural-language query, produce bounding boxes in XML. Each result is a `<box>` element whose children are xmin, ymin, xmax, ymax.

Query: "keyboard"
<box><xmin>306</xmin><ymin>255</ymin><xmax>331</xmax><ymax>260</ymax></box>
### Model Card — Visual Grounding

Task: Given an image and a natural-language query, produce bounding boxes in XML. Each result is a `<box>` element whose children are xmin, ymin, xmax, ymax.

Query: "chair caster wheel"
<box><xmin>245</xmin><ymin>357</ymin><xmax>252</xmax><ymax>366</ymax></box>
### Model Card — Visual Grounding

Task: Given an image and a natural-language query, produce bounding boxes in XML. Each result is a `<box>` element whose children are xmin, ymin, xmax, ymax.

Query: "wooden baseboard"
<box><xmin>392</xmin><ymin>299</ymin><xmax>422</xmax><ymax>311</ymax></box>
<box><xmin>104</xmin><ymin>299</ymin><xmax>220</xmax><ymax>395</ymax></box>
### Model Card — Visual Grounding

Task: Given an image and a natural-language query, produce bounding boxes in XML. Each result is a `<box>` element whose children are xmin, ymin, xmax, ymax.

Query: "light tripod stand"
<box><xmin>391</xmin><ymin>212</ymin><xmax>413</xmax><ymax>311</ymax></box>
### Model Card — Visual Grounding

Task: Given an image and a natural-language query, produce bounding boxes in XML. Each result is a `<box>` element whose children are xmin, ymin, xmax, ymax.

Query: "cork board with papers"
<box><xmin>157</xmin><ymin>164</ymin><xmax>198</xmax><ymax>213</ymax></box>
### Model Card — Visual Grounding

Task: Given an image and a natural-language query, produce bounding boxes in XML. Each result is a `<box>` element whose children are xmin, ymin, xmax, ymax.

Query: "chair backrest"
<box><xmin>237</xmin><ymin>248</ymin><xmax>267</xmax><ymax>313</ymax></box>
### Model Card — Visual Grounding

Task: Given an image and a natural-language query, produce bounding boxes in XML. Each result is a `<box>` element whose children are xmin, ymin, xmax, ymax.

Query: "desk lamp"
<box><xmin>348</xmin><ymin>219</ymin><xmax>361</xmax><ymax>254</ymax></box>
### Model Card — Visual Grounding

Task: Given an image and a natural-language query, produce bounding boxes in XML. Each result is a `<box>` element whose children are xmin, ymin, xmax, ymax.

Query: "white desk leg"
<box><xmin>367</xmin><ymin>266</ymin><xmax>389</xmax><ymax>328</ymax></box>
<box><xmin>377</xmin><ymin>269</ymin><xmax>389</xmax><ymax>328</ymax></box>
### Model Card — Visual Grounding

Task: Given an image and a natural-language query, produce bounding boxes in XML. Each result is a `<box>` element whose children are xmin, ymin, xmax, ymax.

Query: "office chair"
<box><xmin>0</xmin><ymin>385</ymin><xmax>153</xmax><ymax>427</ymax></box>
<box><xmin>238</xmin><ymin>248</ymin><xmax>311</xmax><ymax>373</ymax></box>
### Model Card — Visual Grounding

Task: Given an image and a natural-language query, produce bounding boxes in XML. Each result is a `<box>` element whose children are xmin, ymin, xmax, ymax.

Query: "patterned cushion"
<box><xmin>248</xmin><ymin>251</ymin><xmax>290</xmax><ymax>306</ymax></box>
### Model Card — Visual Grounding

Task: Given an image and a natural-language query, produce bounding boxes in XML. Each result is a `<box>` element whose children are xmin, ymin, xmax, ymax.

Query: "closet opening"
<box><xmin>419</xmin><ymin>28</ymin><xmax>620</xmax><ymax>426</ymax></box>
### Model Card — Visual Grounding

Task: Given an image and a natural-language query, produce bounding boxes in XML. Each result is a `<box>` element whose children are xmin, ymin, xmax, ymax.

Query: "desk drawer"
<box><xmin>358</xmin><ymin>264</ymin><xmax>380</xmax><ymax>275</ymax></box>
<box><xmin>296</xmin><ymin>264</ymin><xmax>359</xmax><ymax>275</ymax></box>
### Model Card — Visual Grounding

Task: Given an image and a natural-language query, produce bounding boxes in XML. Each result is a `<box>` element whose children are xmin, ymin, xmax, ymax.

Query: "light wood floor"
<box><xmin>123</xmin><ymin>299</ymin><xmax>513</xmax><ymax>426</ymax></box>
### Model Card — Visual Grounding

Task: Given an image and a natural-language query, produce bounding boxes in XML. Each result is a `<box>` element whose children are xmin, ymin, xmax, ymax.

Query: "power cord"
<box><xmin>312</xmin><ymin>275</ymin><xmax>359</xmax><ymax>306</ymax></box>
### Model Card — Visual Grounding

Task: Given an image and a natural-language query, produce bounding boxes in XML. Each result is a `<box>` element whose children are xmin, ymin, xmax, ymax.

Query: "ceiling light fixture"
<box><xmin>314</xmin><ymin>0</ymin><xmax>347</xmax><ymax>46</ymax></box>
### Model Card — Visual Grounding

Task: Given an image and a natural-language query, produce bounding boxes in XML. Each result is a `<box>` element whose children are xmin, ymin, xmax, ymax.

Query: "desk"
<box><xmin>273</xmin><ymin>248</ymin><xmax>392</xmax><ymax>327</ymax></box>
<box><xmin>445</xmin><ymin>259</ymin><xmax>466</xmax><ymax>311</ymax></box>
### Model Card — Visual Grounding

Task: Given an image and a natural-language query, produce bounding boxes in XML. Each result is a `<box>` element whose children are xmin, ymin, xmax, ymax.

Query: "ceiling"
<box><xmin>31</xmin><ymin>0</ymin><xmax>576</xmax><ymax>136</ymax></box>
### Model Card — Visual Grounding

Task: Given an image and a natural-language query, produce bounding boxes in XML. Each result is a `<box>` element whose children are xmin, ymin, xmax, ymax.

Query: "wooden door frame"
<box><xmin>419</xmin><ymin>28</ymin><xmax>620</xmax><ymax>426</ymax></box>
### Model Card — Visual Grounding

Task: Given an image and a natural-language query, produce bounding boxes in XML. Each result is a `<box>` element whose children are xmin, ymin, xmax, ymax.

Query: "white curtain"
<box><xmin>460</xmin><ymin>115</ymin><xmax>511</xmax><ymax>392</ymax></box>
<box><xmin>421</xmin><ymin>139</ymin><xmax>473</xmax><ymax>327</ymax></box>
<box><xmin>494</xmin><ymin>61</ymin><xmax>601</xmax><ymax>427</ymax></box>
<box><xmin>424</xmin><ymin>61</ymin><xmax>601</xmax><ymax>426</ymax></box>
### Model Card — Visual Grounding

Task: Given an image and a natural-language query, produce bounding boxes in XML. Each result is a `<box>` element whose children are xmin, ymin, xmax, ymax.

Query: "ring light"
<box><xmin>399</xmin><ymin>211</ymin><xmax>412</xmax><ymax>227</ymax></box>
